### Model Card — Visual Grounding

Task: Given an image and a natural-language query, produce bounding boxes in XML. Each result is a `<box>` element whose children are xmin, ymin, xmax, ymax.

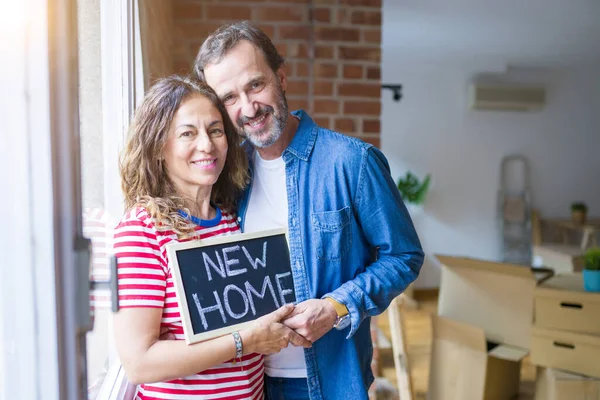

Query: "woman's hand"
<box><xmin>240</xmin><ymin>304</ymin><xmax>312</xmax><ymax>355</ymax></box>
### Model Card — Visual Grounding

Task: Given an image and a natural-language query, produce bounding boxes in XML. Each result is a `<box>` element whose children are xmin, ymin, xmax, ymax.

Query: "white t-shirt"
<box><xmin>244</xmin><ymin>150</ymin><xmax>308</xmax><ymax>378</ymax></box>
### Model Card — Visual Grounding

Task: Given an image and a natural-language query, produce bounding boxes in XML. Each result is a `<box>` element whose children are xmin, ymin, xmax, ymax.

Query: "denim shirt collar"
<box><xmin>284</xmin><ymin>109</ymin><xmax>318</xmax><ymax>162</ymax></box>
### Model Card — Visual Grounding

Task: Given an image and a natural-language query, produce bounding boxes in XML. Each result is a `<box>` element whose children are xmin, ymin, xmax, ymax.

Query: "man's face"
<box><xmin>203</xmin><ymin>41</ymin><xmax>288</xmax><ymax>149</ymax></box>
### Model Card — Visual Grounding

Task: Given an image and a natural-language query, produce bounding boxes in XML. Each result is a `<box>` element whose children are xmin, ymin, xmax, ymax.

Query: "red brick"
<box><xmin>286</xmin><ymin>80</ymin><xmax>309</xmax><ymax>96</ymax></box>
<box><xmin>173</xmin><ymin>2</ymin><xmax>204</xmax><ymax>20</ymax></box>
<box><xmin>273</xmin><ymin>0</ymin><xmax>310</xmax><ymax>3</ymax></box>
<box><xmin>315</xmin><ymin>27</ymin><xmax>360</xmax><ymax>42</ymax></box>
<box><xmin>314</xmin><ymin>117</ymin><xmax>331</xmax><ymax>128</ymax></box>
<box><xmin>338</xmin><ymin>83</ymin><xmax>380</xmax><ymax>98</ymax></box>
<box><xmin>335</xmin><ymin>118</ymin><xmax>355</xmax><ymax>133</ymax></box>
<box><xmin>363</xmin><ymin>29</ymin><xmax>381</xmax><ymax>44</ymax></box>
<box><xmin>206</xmin><ymin>5</ymin><xmax>252</xmax><ymax>20</ymax></box>
<box><xmin>255</xmin><ymin>6</ymin><xmax>306</xmax><ymax>22</ymax></box>
<box><xmin>255</xmin><ymin>24</ymin><xmax>276</xmax><ymax>39</ymax></box>
<box><xmin>351</xmin><ymin>10</ymin><xmax>381</xmax><ymax>25</ymax></box>
<box><xmin>288</xmin><ymin>98</ymin><xmax>310</xmax><ymax>111</ymax></box>
<box><xmin>314</xmin><ymin>81</ymin><xmax>334</xmax><ymax>96</ymax></box>
<box><xmin>179</xmin><ymin>22</ymin><xmax>222</xmax><ymax>40</ymax></box>
<box><xmin>340</xmin><ymin>0</ymin><xmax>381</xmax><ymax>6</ymax></box>
<box><xmin>282</xmin><ymin>61</ymin><xmax>293</xmax><ymax>76</ymax></box>
<box><xmin>363</xmin><ymin>119</ymin><xmax>380</xmax><ymax>133</ymax></box>
<box><xmin>313</xmin><ymin>0</ymin><xmax>336</xmax><ymax>4</ymax></box>
<box><xmin>339</xmin><ymin>46</ymin><xmax>380</xmax><ymax>62</ymax></box>
<box><xmin>295</xmin><ymin>61</ymin><xmax>309</xmax><ymax>77</ymax></box>
<box><xmin>343</xmin><ymin>65</ymin><xmax>363</xmax><ymax>79</ymax></box>
<box><xmin>361</xmin><ymin>136</ymin><xmax>380</xmax><ymax>148</ymax></box>
<box><xmin>313</xmin><ymin>62</ymin><xmax>338</xmax><ymax>78</ymax></box>
<box><xmin>278</xmin><ymin>25</ymin><xmax>311</xmax><ymax>40</ymax></box>
<box><xmin>275</xmin><ymin>42</ymin><xmax>288</xmax><ymax>57</ymax></box>
<box><xmin>336</xmin><ymin>9</ymin><xmax>351</xmax><ymax>24</ymax></box>
<box><xmin>311</xmin><ymin>8</ymin><xmax>331</xmax><ymax>22</ymax></box>
<box><xmin>315</xmin><ymin>45</ymin><xmax>335</xmax><ymax>59</ymax></box>
<box><xmin>287</xmin><ymin>42</ymin><xmax>309</xmax><ymax>58</ymax></box>
<box><xmin>366</xmin><ymin>66</ymin><xmax>380</xmax><ymax>80</ymax></box>
<box><xmin>344</xmin><ymin>101</ymin><xmax>381</xmax><ymax>115</ymax></box>
<box><xmin>313</xmin><ymin>99</ymin><xmax>340</xmax><ymax>114</ymax></box>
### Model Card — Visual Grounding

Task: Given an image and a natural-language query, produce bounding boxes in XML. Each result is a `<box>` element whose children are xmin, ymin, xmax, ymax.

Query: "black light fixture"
<box><xmin>382</xmin><ymin>84</ymin><xmax>403</xmax><ymax>102</ymax></box>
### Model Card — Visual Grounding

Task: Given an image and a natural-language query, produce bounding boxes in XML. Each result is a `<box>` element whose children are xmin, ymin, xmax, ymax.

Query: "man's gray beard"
<box><xmin>240</xmin><ymin>90</ymin><xmax>289</xmax><ymax>149</ymax></box>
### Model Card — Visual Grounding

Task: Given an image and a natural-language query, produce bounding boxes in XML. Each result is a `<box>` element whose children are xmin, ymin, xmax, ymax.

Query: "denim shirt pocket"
<box><xmin>311</xmin><ymin>206</ymin><xmax>352</xmax><ymax>260</ymax></box>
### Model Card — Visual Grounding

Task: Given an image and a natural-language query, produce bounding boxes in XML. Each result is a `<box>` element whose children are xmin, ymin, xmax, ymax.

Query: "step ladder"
<box><xmin>498</xmin><ymin>155</ymin><xmax>533</xmax><ymax>265</ymax></box>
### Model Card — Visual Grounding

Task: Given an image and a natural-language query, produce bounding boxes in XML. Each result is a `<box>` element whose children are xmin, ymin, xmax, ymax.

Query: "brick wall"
<box><xmin>171</xmin><ymin>0</ymin><xmax>382</xmax><ymax>147</ymax></box>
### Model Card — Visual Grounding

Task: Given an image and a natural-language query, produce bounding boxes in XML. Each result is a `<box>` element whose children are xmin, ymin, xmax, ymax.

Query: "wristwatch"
<box><xmin>325</xmin><ymin>297</ymin><xmax>350</xmax><ymax>330</ymax></box>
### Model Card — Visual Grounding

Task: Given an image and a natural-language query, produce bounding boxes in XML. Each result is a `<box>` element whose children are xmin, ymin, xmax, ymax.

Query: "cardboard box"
<box><xmin>428</xmin><ymin>316</ymin><xmax>528</xmax><ymax>400</ymax></box>
<box><xmin>535</xmin><ymin>274</ymin><xmax>600</xmax><ymax>335</ymax></box>
<box><xmin>531</xmin><ymin>327</ymin><xmax>600</xmax><ymax>379</ymax></box>
<box><xmin>533</xmin><ymin>244</ymin><xmax>585</xmax><ymax>274</ymax></box>
<box><xmin>436</xmin><ymin>255</ymin><xmax>550</xmax><ymax>350</ymax></box>
<box><xmin>535</xmin><ymin>367</ymin><xmax>600</xmax><ymax>400</ymax></box>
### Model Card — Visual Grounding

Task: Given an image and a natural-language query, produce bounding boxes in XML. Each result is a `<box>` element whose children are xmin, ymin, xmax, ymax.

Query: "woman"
<box><xmin>113</xmin><ymin>76</ymin><xmax>310</xmax><ymax>400</ymax></box>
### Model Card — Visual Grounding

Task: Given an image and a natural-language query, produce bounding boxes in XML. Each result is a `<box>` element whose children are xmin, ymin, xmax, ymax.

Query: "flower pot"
<box><xmin>583</xmin><ymin>269</ymin><xmax>600</xmax><ymax>292</ymax></box>
<box><xmin>572</xmin><ymin>210</ymin><xmax>587</xmax><ymax>225</ymax></box>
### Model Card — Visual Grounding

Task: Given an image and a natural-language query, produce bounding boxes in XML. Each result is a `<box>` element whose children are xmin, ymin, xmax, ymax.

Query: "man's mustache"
<box><xmin>237</xmin><ymin>105</ymin><xmax>275</xmax><ymax>127</ymax></box>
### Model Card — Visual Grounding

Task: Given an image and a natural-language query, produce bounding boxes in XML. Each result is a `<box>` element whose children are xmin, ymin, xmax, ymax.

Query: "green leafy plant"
<box><xmin>396</xmin><ymin>171</ymin><xmax>431</xmax><ymax>205</ymax></box>
<box><xmin>571</xmin><ymin>202</ymin><xmax>588</xmax><ymax>213</ymax></box>
<box><xmin>584</xmin><ymin>247</ymin><xmax>600</xmax><ymax>271</ymax></box>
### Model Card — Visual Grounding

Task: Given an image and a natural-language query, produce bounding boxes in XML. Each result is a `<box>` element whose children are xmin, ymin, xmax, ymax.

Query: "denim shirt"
<box><xmin>237</xmin><ymin>110</ymin><xmax>424</xmax><ymax>400</ymax></box>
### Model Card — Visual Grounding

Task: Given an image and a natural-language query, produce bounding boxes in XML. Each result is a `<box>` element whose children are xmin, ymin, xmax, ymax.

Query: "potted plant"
<box><xmin>583</xmin><ymin>247</ymin><xmax>600</xmax><ymax>292</ymax></box>
<box><xmin>571</xmin><ymin>202</ymin><xmax>588</xmax><ymax>225</ymax></box>
<box><xmin>397</xmin><ymin>171</ymin><xmax>431</xmax><ymax>214</ymax></box>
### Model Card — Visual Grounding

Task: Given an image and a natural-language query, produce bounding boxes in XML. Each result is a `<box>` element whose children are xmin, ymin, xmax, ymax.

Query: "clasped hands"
<box><xmin>241</xmin><ymin>298</ymin><xmax>339</xmax><ymax>355</ymax></box>
<box><xmin>158</xmin><ymin>299</ymin><xmax>339</xmax><ymax>356</ymax></box>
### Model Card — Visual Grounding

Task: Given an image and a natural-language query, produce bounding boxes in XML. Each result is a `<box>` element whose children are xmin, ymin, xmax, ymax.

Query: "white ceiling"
<box><xmin>383</xmin><ymin>0</ymin><xmax>600</xmax><ymax>66</ymax></box>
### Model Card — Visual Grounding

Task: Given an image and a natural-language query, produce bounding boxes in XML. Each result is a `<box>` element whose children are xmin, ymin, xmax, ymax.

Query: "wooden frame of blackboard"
<box><xmin>166</xmin><ymin>227</ymin><xmax>291</xmax><ymax>345</ymax></box>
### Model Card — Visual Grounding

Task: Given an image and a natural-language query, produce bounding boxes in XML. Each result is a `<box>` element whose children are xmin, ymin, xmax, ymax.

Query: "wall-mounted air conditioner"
<box><xmin>469</xmin><ymin>83</ymin><xmax>546</xmax><ymax>111</ymax></box>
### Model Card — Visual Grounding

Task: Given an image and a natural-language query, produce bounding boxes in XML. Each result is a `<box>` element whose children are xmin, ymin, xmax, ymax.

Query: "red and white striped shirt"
<box><xmin>114</xmin><ymin>207</ymin><xmax>264</xmax><ymax>400</ymax></box>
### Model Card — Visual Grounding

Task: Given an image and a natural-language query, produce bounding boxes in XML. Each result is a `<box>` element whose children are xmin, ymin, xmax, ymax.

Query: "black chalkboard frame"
<box><xmin>166</xmin><ymin>228</ymin><xmax>292</xmax><ymax>345</ymax></box>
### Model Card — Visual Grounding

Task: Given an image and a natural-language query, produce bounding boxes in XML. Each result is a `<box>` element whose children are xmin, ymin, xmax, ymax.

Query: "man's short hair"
<box><xmin>193</xmin><ymin>21</ymin><xmax>285</xmax><ymax>82</ymax></box>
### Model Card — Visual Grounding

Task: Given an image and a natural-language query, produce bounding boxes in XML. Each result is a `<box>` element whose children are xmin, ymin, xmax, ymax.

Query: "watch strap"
<box><xmin>325</xmin><ymin>297</ymin><xmax>349</xmax><ymax>317</ymax></box>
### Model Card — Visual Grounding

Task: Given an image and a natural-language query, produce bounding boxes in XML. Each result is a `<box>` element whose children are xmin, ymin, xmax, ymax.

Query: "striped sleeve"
<box><xmin>114</xmin><ymin>210</ymin><xmax>167</xmax><ymax>309</ymax></box>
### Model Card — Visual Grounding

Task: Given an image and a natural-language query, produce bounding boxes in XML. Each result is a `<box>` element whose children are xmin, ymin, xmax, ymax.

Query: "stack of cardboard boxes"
<box><xmin>428</xmin><ymin>255</ymin><xmax>546</xmax><ymax>400</ymax></box>
<box><xmin>531</xmin><ymin>273</ymin><xmax>600</xmax><ymax>399</ymax></box>
<box><xmin>428</xmin><ymin>255</ymin><xmax>600</xmax><ymax>400</ymax></box>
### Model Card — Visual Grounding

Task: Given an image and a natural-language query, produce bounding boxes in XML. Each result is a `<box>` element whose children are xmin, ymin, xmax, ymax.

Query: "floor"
<box><xmin>375</xmin><ymin>289</ymin><xmax>536</xmax><ymax>400</ymax></box>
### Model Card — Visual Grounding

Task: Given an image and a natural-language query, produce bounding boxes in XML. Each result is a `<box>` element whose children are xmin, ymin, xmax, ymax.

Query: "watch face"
<box><xmin>335</xmin><ymin>315</ymin><xmax>350</xmax><ymax>330</ymax></box>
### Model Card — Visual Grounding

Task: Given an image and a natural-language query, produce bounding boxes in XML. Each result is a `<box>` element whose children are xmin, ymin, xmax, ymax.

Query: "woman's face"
<box><xmin>162</xmin><ymin>94</ymin><xmax>228</xmax><ymax>199</ymax></box>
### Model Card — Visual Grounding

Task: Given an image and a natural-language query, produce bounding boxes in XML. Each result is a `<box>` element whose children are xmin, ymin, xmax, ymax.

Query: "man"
<box><xmin>194</xmin><ymin>21</ymin><xmax>423</xmax><ymax>400</ymax></box>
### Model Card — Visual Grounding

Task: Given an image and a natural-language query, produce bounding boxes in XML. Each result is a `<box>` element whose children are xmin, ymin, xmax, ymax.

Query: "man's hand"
<box><xmin>241</xmin><ymin>304</ymin><xmax>313</xmax><ymax>355</ymax></box>
<box><xmin>282</xmin><ymin>299</ymin><xmax>338</xmax><ymax>343</ymax></box>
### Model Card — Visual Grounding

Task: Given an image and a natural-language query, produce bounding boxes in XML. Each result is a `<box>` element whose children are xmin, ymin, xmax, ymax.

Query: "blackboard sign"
<box><xmin>166</xmin><ymin>228</ymin><xmax>296</xmax><ymax>345</ymax></box>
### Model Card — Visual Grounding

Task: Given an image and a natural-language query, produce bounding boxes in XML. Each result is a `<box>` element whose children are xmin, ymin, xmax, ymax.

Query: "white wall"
<box><xmin>381</xmin><ymin>61</ymin><xmax>600</xmax><ymax>288</ymax></box>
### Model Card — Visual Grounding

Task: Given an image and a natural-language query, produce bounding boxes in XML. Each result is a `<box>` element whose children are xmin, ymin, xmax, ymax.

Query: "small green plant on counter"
<box><xmin>571</xmin><ymin>202</ymin><xmax>588</xmax><ymax>213</ymax></box>
<box><xmin>584</xmin><ymin>247</ymin><xmax>600</xmax><ymax>271</ymax></box>
<box><xmin>396</xmin><ymin>171</ymin><xmax>431</xmax><ymax>205</ymax></box>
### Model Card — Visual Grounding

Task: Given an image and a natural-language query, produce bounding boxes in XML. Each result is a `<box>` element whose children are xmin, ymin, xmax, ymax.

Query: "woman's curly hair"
<box><xmin>119</xmin><ymin>75</ymin><xmax>247</xmax><ymax>236</ymax></box>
